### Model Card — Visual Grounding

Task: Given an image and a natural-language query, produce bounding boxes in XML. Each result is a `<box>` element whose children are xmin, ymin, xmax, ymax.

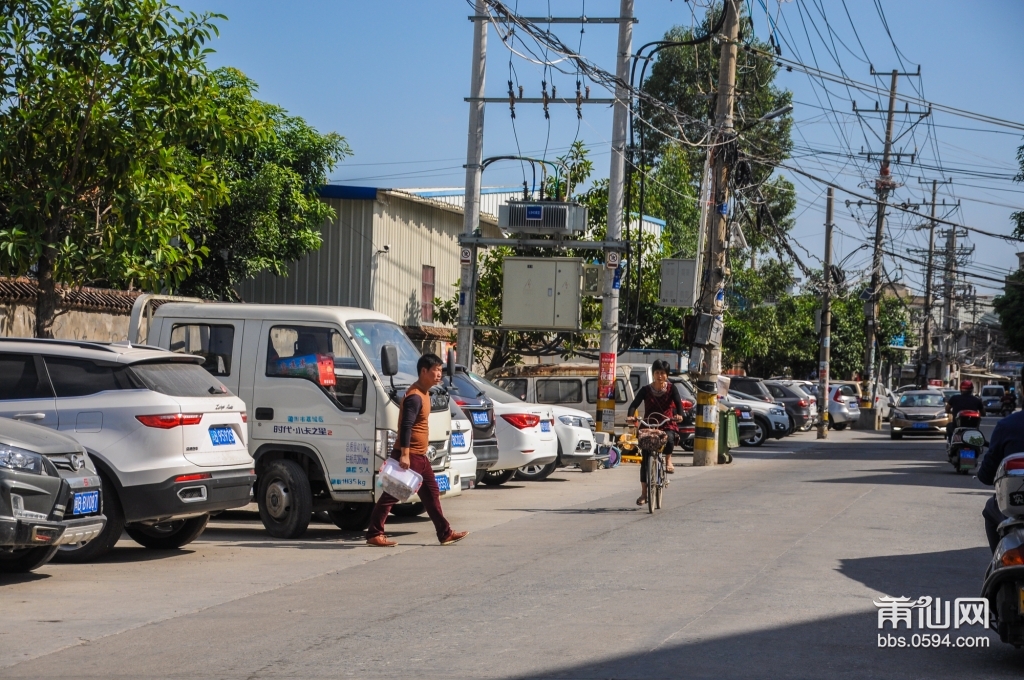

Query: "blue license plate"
<box><xmin>960</xmin><ymin>450</ymin><xmax>977</xmax><ymax>459</ymax></box>
<box><xmin>451</xmin><ymin>432</ymin><xmax>466</xmax><ymax>448</ymax></box>
<box><xmin>209</xmin><ymin>426</ymin><xmax>237</xmax><ymax>446</ymax></box>
<box><xmin>541</xmin><ymin>421</ymin><xmax>551</xmax><ymax>432</ymax></box>
<box><xmin>471</xmin><ymin>411</ymin><xmax>489</xmax><ymax>426</ymax></box>
<box><xmin>912</xmin><ymin>422</ymin><xmax>929</xmax><ymax>429</ymax></box>
<box><xmin>436</xmin><ymin>474</ymin><xmax>450</xmax><ymax>492</ymax></box>
<box><xmin>72</xmin><ymin>490</ymin><xmax>99</xmax><ymax>516</ymax></box>
<box><xmin>740</xmin><ymin>412</ymin><xmax>751</xmax><ymax>419</ymax></box>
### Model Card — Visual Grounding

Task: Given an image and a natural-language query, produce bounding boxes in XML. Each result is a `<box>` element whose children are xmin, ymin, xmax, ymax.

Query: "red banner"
<box><xmin>598</xmin><ymin>352</ymin><xmax>616</xmax><ymax>400</ymax></box>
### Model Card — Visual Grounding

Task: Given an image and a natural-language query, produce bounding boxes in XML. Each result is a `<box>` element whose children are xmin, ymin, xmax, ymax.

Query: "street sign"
<box><xmin>460</xmin><ymin>247</ymin><xmax>472</xmax><ymax>265</ymax></box>
<box><xmin>606</xmin><ymin>251</ymin><xmax>620</xmax><ymax>269</ymax></box>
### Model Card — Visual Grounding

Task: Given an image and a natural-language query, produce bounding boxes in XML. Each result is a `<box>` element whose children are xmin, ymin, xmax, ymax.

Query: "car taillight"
<box><xmin>960</xmin><ymin>410</ymin><xmax>980</xmax><ymax>418</ymax></box>
<box><xmin>832</xmin><ymin>390</ymin><xmax>844</xmax><ymax>403</ymax></box>
<box><xmin>453</xmin><ymin>397</ymin><xmax>468</xmax><ymax>406</ymax></box>
<box><xmin>734</xmin><ymin>408</ymin><xmax>743</xmax><ymax>417</ymax></box>
<box><xmin>501</xmin><ymin>413</ymin><xmax>541</xmax><ymax>429</ymax></box>
<box><xmin>681</xmin><ymin>399</ymin><xmax>694</xmax><ymax>411</ymax></box>
<box><xmin>241</xmin><ymin>412</ymin><xmax>248</xmax><ymax>423</ymax></box>
<box><xmin>797</xmin><ymin>399</ymin><xmax>809</xmax><ymax>407</ymax></box>
<box><xmin>136</xmin><ymin>413</ymin><xmax>203</xmax><ymax>429</ymax></box>
<box><xmin>174</xmin><ymin>473</ymin><xmax>212</xmax><ymax>483</ymax></box>
<box><xmin>1005</xmin><ymin>458</ymin><xmax>1024</xmax><ymax>473</ymax></box>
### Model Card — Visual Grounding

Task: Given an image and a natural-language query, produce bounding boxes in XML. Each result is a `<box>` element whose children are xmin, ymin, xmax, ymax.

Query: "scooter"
<box><xmin>947</xmin><ymin>410</ymin><xmax>984</xmax><ymax>474</ymax></box>
<box><xmin>981</xmin><ymin>452</ymin><xmax>1024</xmax><ymax>648</ymax></box>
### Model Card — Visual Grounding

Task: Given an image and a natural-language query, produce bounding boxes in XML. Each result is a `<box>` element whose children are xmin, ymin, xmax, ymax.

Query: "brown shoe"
<box><xmin>366</xmin><ymin>535</ymin><xmax>397</xmax><ymax>547</ymax></box>
<box><xmin>440</xmin><ymin>530</ymin><xmax>468</xmax><ymax>545</ymax></box>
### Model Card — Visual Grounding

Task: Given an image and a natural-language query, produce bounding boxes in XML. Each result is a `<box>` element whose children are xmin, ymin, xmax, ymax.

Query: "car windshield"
<box><xmin>467</xmin><ymin>371</ymin><xmax>524</xmax><ymax>403</ymax></box>
<box><xmin>449</xmin><ymin>372</ymin><xmax>484</xmax><ymax>398</ymax></box>
<box><xmin>130</xmin><ymin>361</ymin><xmax>231</xmax><ymax>397</ymax></box>
<box><xmin>346</xmin><ymin>321</ymin><xmax>421</xmax><ymax>386</ymax></box>
<box><xmin>898</xmin><ymin>393</ymin><xmax>944</xmax><ymax>407</ymax></box>
<box><xmin>981</xmin><ymin>386</ymin><xmax>1004</xmax><ymax>397</ymax></box>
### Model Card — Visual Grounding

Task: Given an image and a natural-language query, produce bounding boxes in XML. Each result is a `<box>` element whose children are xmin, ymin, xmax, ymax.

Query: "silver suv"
<box><xmin>0</xmin><ymin>418</ymin><xmax>106</xmax><ymax>573</ymax></box>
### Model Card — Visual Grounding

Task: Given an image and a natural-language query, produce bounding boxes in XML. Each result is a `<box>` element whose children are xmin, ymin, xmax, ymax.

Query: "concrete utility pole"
<box><xmin>941</xmin><ymin>226</ymin><xmax>958</xmax><ymax>384</ymax></box>
<box><xmin>595</xmin><ymin>0</ymin><xmax>633</xmax><ymax>434</ymax></box>
<box><xmin>917</xmin><ymin>178</ymin><xmax>947</xmax><ymax>387</ymax></box>
<box><xmin>691</xmin><ymin>0</ymin><xmax>740</xmax><ymax>467</ymax></box>
<box><xmin>817</xmin><ymin>188</ymin><xmax>834</xmax><ymax>440</ymax></box>
<box><xmin>859</xmin><ymin>70</ymin><xmax>900</xmax><ymax>429</ymax></box>
<box><xmin>457</xmin><ymin>0</ymin><xmax>488</xmax><ymax>368</ymax></box>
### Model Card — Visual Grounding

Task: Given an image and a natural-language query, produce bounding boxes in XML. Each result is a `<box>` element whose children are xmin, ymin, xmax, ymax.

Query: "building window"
<box><xmin>421</xmin><ymin>265</ymin><xmax>435</xmax><ymax>323</ymax></box>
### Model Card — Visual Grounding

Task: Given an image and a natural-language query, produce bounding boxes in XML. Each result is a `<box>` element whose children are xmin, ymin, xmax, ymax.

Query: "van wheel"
<box><xmin>833</xmin><ymin>422</ymin><xmax>847</xmax><ymax>431</ymax></box>
<box><xmin>328</xmin><ymin>503</ymin><xmax>373</xmax><ymax>531</ymax></box>
<box><xmin>124</xmin><ymin>515</ymin><xmax>209</xmax><ymax>549</ymax></box>
<box><xmin>740</xmin><ymin>417</ymin><xmax>768</xmax><ymax>447</ymax></box>
<box><xmin>391</xmin><ymin>503</ymin><xmax>425</xmax><ymax>518</ymax></box>
<box><xmin>53</xmin><ymin>472</ymin><xmax>124</xmax><ymax>563</ymax></box>
<box><xmin>0</xmin><ymin>546</ymin><xmax>59</xmax><ymax>573</ymax></box>
<box><xmin>479</xmin><ymin>469</ymin><xmax>516</xmax><ymax>486</ymax></box>
<box><xmin>258</xmin><ymin>460</ymin><xmax>312</xmax><ymax>539</ymax></box>
<box><xmin>516</xmin><ymin>461</ymin><xmax>558</xmax><ymax>481</ymax></box>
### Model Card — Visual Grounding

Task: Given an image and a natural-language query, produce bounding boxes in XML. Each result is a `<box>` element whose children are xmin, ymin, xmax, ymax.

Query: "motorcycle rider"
<box><xmin>1001</xmin><ymin>388</ymin><xmax>1017</xmax><ymax>415</ymax></box>
<box><xmin>978</xmin><ymin>407</ymin><xmax>1024</xmax><ymax>551</ymax></box>
<box><xmin>944</xmin><ymin>379</ymin><xmax>983</xmax><ymax>442</ymax></box>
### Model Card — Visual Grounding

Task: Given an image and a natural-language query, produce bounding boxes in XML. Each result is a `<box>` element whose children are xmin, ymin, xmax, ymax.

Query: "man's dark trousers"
<box><xmin>367</xmin><ymin>453</ymin><xmax>451</xmax><ymax>541</ymax></box>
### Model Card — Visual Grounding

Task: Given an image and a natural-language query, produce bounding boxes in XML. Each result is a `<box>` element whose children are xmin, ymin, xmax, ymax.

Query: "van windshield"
<box><xmin>347</xmin><ymin>321</ymin><xmax>421</xmax><ymax>386</ymax></box>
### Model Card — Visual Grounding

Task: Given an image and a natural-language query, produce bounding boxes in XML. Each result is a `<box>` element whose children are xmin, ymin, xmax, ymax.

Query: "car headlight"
<box><xmin>892</xmin><ymin>410</ymin><xmax>905</xmax><ymax>419</ymax></box>
<box><xmin>934</xmin><ymin>411</ymin><xmax>947</xmax><ymax>419</ymax></box>
<box><xmin>769</xmin><ymin>407</ymin><xmax>786</xmax><ymax>416</ymax></box>
<box><xmin>0</xmin><ymin>444</ymin><xmax>46</xmax><ymax>475</ymax></box>
<box><xmin>558</xmin><ymin>415</ymin><xmax>585</xmax><ymax>428</ymax></box>
<box><xmin>375</xmin><ymin>429</ymin><xmax>397</xmax><ymax>460</ymax></box>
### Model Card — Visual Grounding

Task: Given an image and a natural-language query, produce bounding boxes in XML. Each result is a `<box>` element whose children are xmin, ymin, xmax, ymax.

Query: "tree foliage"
<box><xmin>994</xmin><ymin>272</ymin><xmax>1024</xmax><ymax>355</ymax></box>
<box><xmin>0</xmin><ymin>0</ymin><xmax>247</xmax><ymax>336</ymax></box>
<box><xmin>177</xmin><ymin>69</ymin><xmax>350</xmax><ymax>299</ymax></box>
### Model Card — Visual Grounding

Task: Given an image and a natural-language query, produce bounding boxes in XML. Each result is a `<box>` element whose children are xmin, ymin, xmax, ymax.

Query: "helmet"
<box><xmin>959</xmin><ymin>380</ymin><xmax>973</xmax><ymax>391</ymax></box>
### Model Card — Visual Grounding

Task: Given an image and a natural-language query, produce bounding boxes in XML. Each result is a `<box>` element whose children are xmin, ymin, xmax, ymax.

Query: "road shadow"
<box><xmin>837</xmin><ymin>547</ymin><xmax>993</xmax><ymax>598</ymax></box>
<box><xmin>809</xmin><ymin>460</ymin><xmax>987</xmax><ymax>490</ymax></box>
<box><xmin>62</xmin><ymin>545</ymin><xmax>199</xmax><ymax>564</ymax></box>
<box><xmin>497</xmin><ymin>507</ymin><xmax>640</xmax><ymax>515</ymax></box>
<box><xmin>0</xmin><ymin>571</ymin><xmax>51</xmax><ymax>586</ymax></box>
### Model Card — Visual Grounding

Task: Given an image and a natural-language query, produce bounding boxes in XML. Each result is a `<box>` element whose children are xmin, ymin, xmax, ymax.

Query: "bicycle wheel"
<box><xmin>646</xmin><ymin>451</ymin><xmax>656</xmax><ymax>514</ymax></box>
<box><xmin>655</xmin><ymin>453</ymin><xmax>665</xmax><ymax>509</ymax></box>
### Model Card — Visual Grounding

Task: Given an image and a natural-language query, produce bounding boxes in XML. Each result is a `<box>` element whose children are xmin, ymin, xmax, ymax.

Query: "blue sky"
<box><xmin>176</xmin><ymin>0</ymin><xmax>1024</xmax><ymax>297</ymax></box>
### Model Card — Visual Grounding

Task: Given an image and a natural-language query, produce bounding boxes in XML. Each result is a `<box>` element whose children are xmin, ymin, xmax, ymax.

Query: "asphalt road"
<box><xmin>2</xmin><ymin>421</ymin><xmax>1022</xmax><ymax>679</ymax></box>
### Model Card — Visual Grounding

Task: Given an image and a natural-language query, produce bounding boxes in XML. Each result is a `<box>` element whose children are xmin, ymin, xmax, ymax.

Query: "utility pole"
<box><xmin>594</xmin><ymin>0</ymin><xmax>633</xmax><ymax>434</ymax></box>
<box><xmin>941</xmin><ymin>225</ymin><xmax>957</xmax><ymax>385</ymax></box>
<box><xmin>690</xmin><ymin>0</ymin><xmax>740</xmax><ymax>467</ymax></box>
<box><xmin>917</xmin><ymin>177</ymin><xmax>949</xmax><ymax>387</ymax></box>
<box><xmin>817</xmin><ymin>188</ymin><xmax>834</xmax><ymax>439</ymax></box>
<box><xmin>457</xmin><ymin>0</ymin><xmax>488</xmax><ymax>368</ymax></box>
<box><xmin>859</xmin><ymin>69</ymin><xmax>900</xmax><ymax>429</ymax></box>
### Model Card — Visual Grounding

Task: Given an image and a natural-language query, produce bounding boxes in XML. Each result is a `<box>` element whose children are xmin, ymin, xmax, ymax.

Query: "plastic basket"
<box><xmin>378</xmin><ymin>458</ymin><xmax>423</xmax><ymax>502</ymax></box>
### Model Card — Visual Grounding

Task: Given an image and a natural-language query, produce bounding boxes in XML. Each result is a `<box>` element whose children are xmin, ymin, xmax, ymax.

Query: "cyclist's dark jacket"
<box><xmin>978</xmin><ymin>410</ymin><xmax>1024</xmax><ymax>486</ymax></box>
<box><xmin>627</xmin><ymin>385</ymin><xmax>683</xmax><ymax>433</ymax></box>
<box><xmin>946</xmin><ymin>392</ymin><xmax>983</xmax><ymax>421</ymax></box>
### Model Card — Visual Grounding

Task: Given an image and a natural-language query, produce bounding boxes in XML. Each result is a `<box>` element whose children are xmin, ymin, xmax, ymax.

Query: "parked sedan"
<box><xmin>890</xmin><ymin>391</ymin><xmax>950</xmax><ymax>439</ymax></box>
<box><xmin>516</xmin><ymin>405</ymin><xmax>600</xmax><ymax>481</ymax></box>
<box><xmin>449</xmin><ymin>403</ymin><xmax>478</xmax><ymax>491</ymax></box>
<box><xmin>444</xmin><ymin>367</ymin><xmax>499</xmax><ymax>473</ymax></box>
<box><xmin>828</xmin><ymin>384</ymin><xmax>861</xmax><ymax>430</ymax></box>
<box><xmin>0</xmin><ymin>418</ymin><xmax>106</xmax><ymax>573</ymax></box>
<box><xmin>726</xmin><ymin>392</ymin><xmax>789</xmax><ymax>446</ymax></box>
<box><xmin>765</xmin><ymin>380</ymin><xmax>816</xmax><ymax>431</ymax></box>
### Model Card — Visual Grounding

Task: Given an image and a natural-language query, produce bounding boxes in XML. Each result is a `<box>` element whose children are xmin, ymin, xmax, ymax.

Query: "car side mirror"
<box><xmin>381</xmin><ymin>345</ymin><xmax>399</xmax><ymax>377</ymax></box>
<box><xmin>447</xmin><ymin>348</ymin><xmax>455</xmax><ymax>379</ymax></box>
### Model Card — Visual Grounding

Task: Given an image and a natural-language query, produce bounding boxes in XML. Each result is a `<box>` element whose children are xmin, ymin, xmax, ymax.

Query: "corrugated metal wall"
<box><xmin>237</xmin><ymin>197</ymin><xmax>376</xmax><ymax>308</ymax></box>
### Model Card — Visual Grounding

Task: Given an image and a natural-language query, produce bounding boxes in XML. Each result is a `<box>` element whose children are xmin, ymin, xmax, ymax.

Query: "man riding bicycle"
<box><xmin>625</xmin><ymin>360</ymin><xmax>683</xmax><ymax>507</ymax></box>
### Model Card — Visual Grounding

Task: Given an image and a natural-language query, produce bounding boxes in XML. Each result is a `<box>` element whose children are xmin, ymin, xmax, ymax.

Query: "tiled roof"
<box><xmin>0</xmin><ymin>277</ymin><xmax>140</xmax><ymax>315</ymax></box>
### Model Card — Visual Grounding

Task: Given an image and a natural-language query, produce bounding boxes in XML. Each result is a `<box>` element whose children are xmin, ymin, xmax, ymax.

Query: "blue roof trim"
<box><xmin>643</xmin><ymin>215</ymin><xmax>666</xmax><ymax>226</ymax></box>
<box><xmin>410</xmin><ymin>187</ymin><xmax>522</xmax><ymax>198</ymax></box>
<box><xmin>318</xmin><ymin>185</ymin><xmax>378</xmax><ymax>200</ymax></box>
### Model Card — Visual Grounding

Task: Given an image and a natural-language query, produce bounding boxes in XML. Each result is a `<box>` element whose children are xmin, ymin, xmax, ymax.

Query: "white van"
<box><xmin>486</xmin><ymin>363</ymin><xmax>636</xmax><ymax>431</ymax></box>
<box><xmin>131</xmin><ymin>298</ymin><xmax>457</xmax><ymax>539</ymax></box>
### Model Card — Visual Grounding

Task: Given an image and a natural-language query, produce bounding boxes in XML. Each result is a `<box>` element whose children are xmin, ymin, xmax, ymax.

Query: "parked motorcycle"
<box><xmin>947</xmin><ymin>410</ymin><xmax>984</xmax><ymax>474</ymax></box>
<box><xmin>981</xmin><ymin>452</ymin><xmax>1024</xmax><ymax>648</ymax></box>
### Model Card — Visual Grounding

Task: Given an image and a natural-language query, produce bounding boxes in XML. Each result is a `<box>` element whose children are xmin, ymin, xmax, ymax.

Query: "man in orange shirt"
<box><xmin>366</xmin><ymin>353</ymin><xmax>468</xmax><ymax>547</ymax></box>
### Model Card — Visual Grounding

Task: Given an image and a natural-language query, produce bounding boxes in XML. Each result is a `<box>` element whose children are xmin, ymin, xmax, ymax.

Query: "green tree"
<box><xmin>0</xmin><ymin>0</ymin><xmax>249</xmax><ymax>336</ymax></box>
<box><xmin>177</xmin><ymin>68</ymin><xmax>350</xmax><ymax>299</ymax></box>
<box><xmin>994</xmin><ymin>272</ymin><xmax>1024</xmax><ymax>354</ymax></box>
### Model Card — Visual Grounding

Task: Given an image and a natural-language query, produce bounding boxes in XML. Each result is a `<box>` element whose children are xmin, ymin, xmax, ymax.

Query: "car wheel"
<box><xmin>124</xmin><ymin>515</ymin><xmax>209</xmax><ymax>550</ymax></box>
<box><xmin>328</xmin><ymin>503</ymin><xmax>374</xmax><ymax>531</ymax></box>
<box><xmin>890</xmin><ymin>432</ymin><xmax>903</xmax><ymax>440</ymax></box>
<box><xmin>833</xmin><ymin>422</ymin><xmax>847</xmax><ymax>431</ymax></box>
<box><xmin>515</xmin><ymin>460</ymin><xmax>558</xmax><ymax>481</ymax></box>
<box><xmin>0</xmin><ymin>546</ymin><xmax>59</xmax><ymax>573</ymax></box>
<box><xmin>479</xmin><ymin>469</ymin><xmax>516</xmax><ymax>486</ymax></box>
<box><xmin>740</xmin><ymin>417</ymin><xmax>767</xmax><ymax>447</ymax></box>
<box><xmin>53</xmin><ymin>472</ymin><xmax>125</xmax><ymax>563</ymax></box>
<box><xmin>390</xmin><ymin>502</ymin><xmax>425</xmax><ymax>518</ymax></box>
<box><xmin>257</xmin><ymin>459</ymin><xmax>312</xmax><ymax>539</ymax></box>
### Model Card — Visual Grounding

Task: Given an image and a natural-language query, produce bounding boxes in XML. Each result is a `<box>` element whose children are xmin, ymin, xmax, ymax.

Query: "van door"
<box><xmin>162</xmin><ymin>319</ymin><xmax>244</xmax><ymax>396</ymax></box>
<box><xmin>251</xmin><ymin>322</ymin><xmax>376</xmax><ymax>495</ymax></box>
<box><xmin>0</xmin><ymin>354</ymin><xmax>58</xmax><ymax>428</ymax></box>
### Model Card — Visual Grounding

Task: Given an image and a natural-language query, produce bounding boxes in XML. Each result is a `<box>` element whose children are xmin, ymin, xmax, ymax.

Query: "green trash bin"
<box><xmin>718</xmin><ymin>410</ymin><xmax>739</xmax><ymax>462</ymax></box>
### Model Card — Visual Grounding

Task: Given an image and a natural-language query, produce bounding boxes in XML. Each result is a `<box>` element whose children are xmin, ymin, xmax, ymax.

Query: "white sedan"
<box><xmin>516</xmin><ymin>405</ymin><xmax>599</xmax><ymax>481</ymax></box>
<box><xmin>464</xmin><ymin>372</ymin><xmax>558</xmax><ymax>487</ymax></box>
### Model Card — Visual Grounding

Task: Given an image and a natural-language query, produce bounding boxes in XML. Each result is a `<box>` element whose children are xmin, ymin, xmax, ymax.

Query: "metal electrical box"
<box><xmin>502</xmin><ymin>257</ymin><xmax>582</xmax><ymax>329</ymax></box>
<box><xmin>498</xmin><ymin>201</ymin><xmax>588</xmax><ymax>235</ymax></box>
<box><xmin>582</xmin><ymin>264</ymin><xmax>602</xmax><ymax>296</ymax></box>
<box><xmin>659</xmin><ymin>258</ymin><xmax>697</xmax><ymax>308</ymax></box>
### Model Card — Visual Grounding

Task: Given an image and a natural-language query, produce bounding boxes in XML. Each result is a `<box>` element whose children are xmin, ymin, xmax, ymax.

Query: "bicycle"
<box><xmin>631</xmin><ymin>413</ymin><xmax>672</xmax><ymax>514</ymax></box>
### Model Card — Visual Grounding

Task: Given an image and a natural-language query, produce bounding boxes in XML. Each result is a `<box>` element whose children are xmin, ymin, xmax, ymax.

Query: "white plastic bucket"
<box><xmin>379</xmin><ymin>458</ymin><xmax>423</xmax><ymax>502</ymax></box>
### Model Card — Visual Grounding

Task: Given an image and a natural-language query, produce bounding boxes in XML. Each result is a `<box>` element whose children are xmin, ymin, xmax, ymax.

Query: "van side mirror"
<box><xmin>381</xmin><ymin>345</ymin><xmax>399</xmax><ymax>377</ymax></box>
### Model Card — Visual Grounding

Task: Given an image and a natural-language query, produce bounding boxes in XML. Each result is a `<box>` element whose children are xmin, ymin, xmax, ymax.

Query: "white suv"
<box><xmin>0</xmin><ymin>339</ymin><xmax>256</xmax><ymax>560</ymax></box>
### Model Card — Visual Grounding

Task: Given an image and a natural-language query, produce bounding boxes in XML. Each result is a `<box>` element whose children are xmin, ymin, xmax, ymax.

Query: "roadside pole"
<box><xmin>941</xmin><ymin>225</ymin><xmax>957</xmax><ymax>384</ymax></box>
<box><xmin>817</xmin><ymin>188</ymin><xmax>833</xmax><ymax>439</ymax></box>
<box><xmin>918</xmin><ymin>178</ymin><xmax>942</xmax><ymax>387</ymax></box>
<box><xmin>595</xmin><ymin>0</ymin><xmax>633</xmax><ymax>435</ymax></box>
<box><xmin>691</xmin><ymin>0</ymin><xmax>740</xmax><ymax>467</ymax></box>
<box><xmin>458</xmin><ymin>0</ymin><xmax>488</xmax><ymax>368</ymax></box>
